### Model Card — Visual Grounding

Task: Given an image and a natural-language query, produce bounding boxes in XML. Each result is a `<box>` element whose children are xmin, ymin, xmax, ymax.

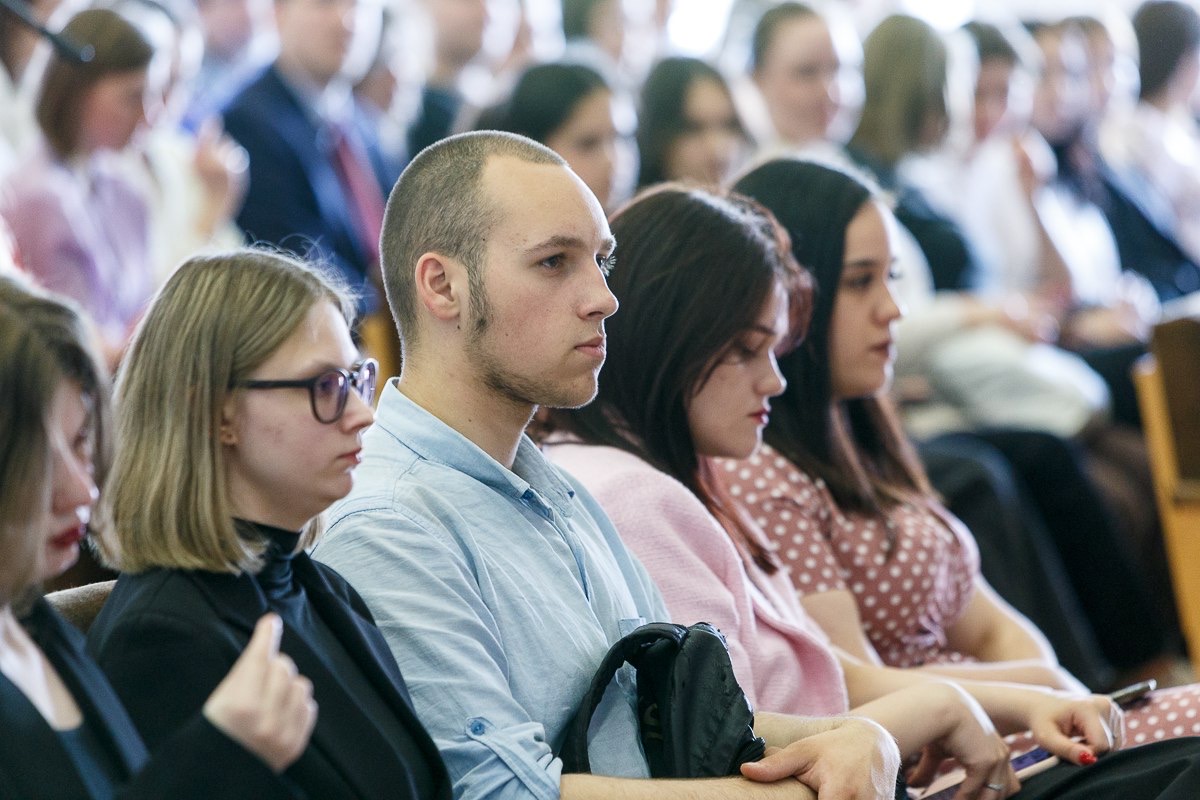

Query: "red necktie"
<box><xmin>331</xmin><ymin>125</ymin><xmax>386</xmax><ymax>269</ymax></box>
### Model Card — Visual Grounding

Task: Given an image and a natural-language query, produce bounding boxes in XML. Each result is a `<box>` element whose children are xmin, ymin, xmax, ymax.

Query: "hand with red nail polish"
<box><xmin>1016</xmin><ymin>691</ymin><xmax>1123</xmax><ymax>767</ymax></box>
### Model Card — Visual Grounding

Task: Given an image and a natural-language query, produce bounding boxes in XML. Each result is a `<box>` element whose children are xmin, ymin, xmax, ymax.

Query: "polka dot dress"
<box><xmin>719</xmin><ymin>444</ymin><xmax>1200</xmax><ymax>747</ymax></box>
<box><xmin>719</xmin><ymin>446</ymin><xmax>978</xmax><ymax>669</ymax></box>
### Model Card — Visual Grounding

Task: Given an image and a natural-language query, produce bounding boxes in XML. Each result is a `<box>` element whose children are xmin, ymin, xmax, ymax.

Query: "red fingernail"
<box><xmin>1079</xmin><ymin>751</ymin><xmax>1097</xmax><ymax>766</ymax></box>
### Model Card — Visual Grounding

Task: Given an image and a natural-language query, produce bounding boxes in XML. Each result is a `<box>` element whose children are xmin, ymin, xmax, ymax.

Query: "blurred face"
<box><xmin>546</xmin><ymin>89</ymin><xmax>621</xmax><ymax>210</ymax></box>
<box><xmin>587</xmin><ymin>0</ymin><xmax>626</xmax><ymax>64</ymax></box>
<box><xmin>664</xmin><ymin>77</ymin><xmax>745</xmax><ymax>186</ymax></box>
<box><xmin>1173</xmin><ymin>46</ymin><xmax>1200</xmax><ymax>109</ymax></box>
<box><xmin>974</xmin><ymin>57</ymin><xmax>1015</xmax><ymax>142</ymax></box>
<box><xmin>425</xmin><ymin>0</ymin><xmax>489</xmax><ymax>70</ymax></box>
<box><xmin>1080</xmin><ymin>27</ymin><xmax>1137</xmax><ymax>119</ymax></box>
<box><xmin>1031</xmin><ymin>28</ymin><xmax>1089</xmax><ymax>145</ymax></box>
<box><xmin>462</xmin><ymin>157</ymin><xmax>619</xmax><ymax>411</ymax></box>
<box><xmin>41</xmin><ymin>381</ymin><xmax>99</xmax><ymax>582</ymax></box>
<box><xmin>78</xmin><ymin>69</ymin><xmax>149</xmax><ymax>154</ymax></box>
<box><xmin>828</xmin><ymin>201</ymin><xmax>902</xmax><ymax>400</ymax></box>
<box><xmin>223</xmin><ymin>301</ymin><xmax>375</xmax><ymax>530</ymax></box>
<box><xmin>275</xmin><ymin>0</ymin><xmax>359</xmax><ymax>85</ymax></box>
<box><xmin>687</xmin><ymin>282</ymin><xmax>788</xmax><ymax>459</ymax></box>
<box><xmin>754</xmin><ymin>14</ymin><xmax>844</xmax><ymax>144</ymax></box>
<box><xmin>198</xmin><ymin>0</ymin><xmax>265</xmax><ymax>61</ymax></box>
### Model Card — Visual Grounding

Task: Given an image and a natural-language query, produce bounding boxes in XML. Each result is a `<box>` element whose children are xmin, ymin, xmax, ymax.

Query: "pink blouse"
<box><xmin>0</xmin><ymin>145</ymin><xmax>152</xmax><ymax>347</ymax></box>
<box><xmin>547</xmin><ymin>442</ymin><xmax>849</xmax><ymax>717</ymax></box>
<box><xmin>717</xmin><ymin>444</ymin><xmax>980</xmax><ymax>668</ymax></box>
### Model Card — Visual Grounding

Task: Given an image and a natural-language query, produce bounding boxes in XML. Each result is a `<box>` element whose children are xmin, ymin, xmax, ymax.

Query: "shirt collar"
<box><xmin>274</xmin><ymin>63</ymin><xmax>354</xmax><ymax>130</ymax></box>
<box><xmin>375</xmin><ymin>380</ymin><xmax>579</xmax><ymax>518</ymax></box>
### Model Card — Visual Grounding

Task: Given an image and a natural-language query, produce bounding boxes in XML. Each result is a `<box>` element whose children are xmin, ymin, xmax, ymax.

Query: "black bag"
<box><xmin>558</xmin><ymin>621</ymin><xmax>766</xmax><ymax>778</ymax></box>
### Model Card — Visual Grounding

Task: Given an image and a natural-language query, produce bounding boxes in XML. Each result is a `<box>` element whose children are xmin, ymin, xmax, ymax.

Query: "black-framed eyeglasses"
<box><xmin>235</xmin><ymin>358</ymin><xmax>378</xmax><ymax>424</ymax></box>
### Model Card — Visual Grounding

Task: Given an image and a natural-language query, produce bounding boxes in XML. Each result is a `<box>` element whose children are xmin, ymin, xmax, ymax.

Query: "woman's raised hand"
<box><xmin>202</xmin><ymin>614</ymin><xmax>317</xmax><ymax>773</ymax></box>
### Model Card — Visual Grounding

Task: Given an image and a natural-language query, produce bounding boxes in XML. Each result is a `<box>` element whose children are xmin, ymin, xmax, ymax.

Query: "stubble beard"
<box><xmin>464</xmin><ymin>285</ymin><xmax>599</xmax><ymax>412</ymax></box>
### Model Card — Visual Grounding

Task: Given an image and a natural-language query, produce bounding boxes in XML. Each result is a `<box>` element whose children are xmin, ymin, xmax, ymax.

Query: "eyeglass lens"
<box><xmin>312</xmin><ymin>361</ymin><xmax>378</xmax><ymax>423</ymax></box>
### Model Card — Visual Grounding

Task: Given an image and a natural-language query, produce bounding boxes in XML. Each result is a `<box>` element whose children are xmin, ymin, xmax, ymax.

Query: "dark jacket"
<box><xmin>87</xmin><ymin>554</ymin><xmax>451</xmax><ymax>800</ymax></box>
<box><xmin>0</xmin><ymin>597</ymin><xmax>290</xmax><ymax>799</ymax></box>
<box><xmin>222</xmin><ymin>64</ymin><xmax>401</xmax><ymax>313</ymax></box>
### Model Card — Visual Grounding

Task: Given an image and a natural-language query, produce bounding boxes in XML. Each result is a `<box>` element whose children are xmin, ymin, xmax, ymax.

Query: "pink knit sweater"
<box><xmin>547</xmin><ymin>442</ymin><xmax>849</xmax><ymax>717</ymax></box>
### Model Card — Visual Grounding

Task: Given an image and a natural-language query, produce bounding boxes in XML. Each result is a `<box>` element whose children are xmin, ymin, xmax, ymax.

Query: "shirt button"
<box><xmin>469</xmin><ymin>720</ymin><xmax>486</xmax><ymax>736</ymax></box>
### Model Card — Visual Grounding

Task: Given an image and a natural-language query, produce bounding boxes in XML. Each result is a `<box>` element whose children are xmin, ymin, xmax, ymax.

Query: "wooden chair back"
<box><xmin>1135</xmin><ymin>316</ymin><xmax>1200</xmax><ymax>668</ymax></box>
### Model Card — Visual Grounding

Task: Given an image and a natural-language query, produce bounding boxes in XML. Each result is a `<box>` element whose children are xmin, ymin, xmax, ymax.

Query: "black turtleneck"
<box><xmin>241</xmin><ymin>520</ymin><xmax>308</xmax><ymax>622</ymax></box>
<box><xmin>237</xmin><ymin>520</ymin><xmax>437</xmax><ymax>799</ymax></box>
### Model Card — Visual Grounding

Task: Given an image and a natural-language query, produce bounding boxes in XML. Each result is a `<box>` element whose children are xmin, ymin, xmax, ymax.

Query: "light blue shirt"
<box><xmin>313</xmin><ymin>382</ymin><xmax>669</xmax><ymax>800</ymax></box>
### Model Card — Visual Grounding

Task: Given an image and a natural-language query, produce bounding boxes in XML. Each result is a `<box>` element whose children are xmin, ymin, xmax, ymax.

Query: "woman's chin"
<box><xmin>42</xmin><ymin>544</ymin><xmax>81</xmax><ymax>583</ymax></box>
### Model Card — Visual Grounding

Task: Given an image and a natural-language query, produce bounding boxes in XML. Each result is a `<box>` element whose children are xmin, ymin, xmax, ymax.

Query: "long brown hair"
<box><xmin>734</xmin><ymin>159</ymin><xmax>932</xmax><ymax>531</ymax></box>
<box><xmin>546</xmin><ymin>185</ymin><xmax>809</xmax><ymax>571</ymax></box>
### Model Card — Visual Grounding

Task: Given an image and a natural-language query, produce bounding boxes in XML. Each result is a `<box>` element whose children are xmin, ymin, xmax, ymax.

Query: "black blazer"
<box><xmin>0</xmin><ymin>598</ymin><xmax>290</xmax><ymax>800</ymax></box>
<box><xmin>87</xmin><ymin>553</ymin><xmax>451</xmax><ymax>800</ymax></box>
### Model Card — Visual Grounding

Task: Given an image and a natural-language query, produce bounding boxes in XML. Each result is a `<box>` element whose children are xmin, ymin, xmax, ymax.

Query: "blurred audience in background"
<box><xmin>2</xmin><ymin>0</ymin><xmax>1197</xmax><ymax>696</ymax></box>
<box><xmin>1</xmin><ymin>9</ymin><xmax>157</xmax><ymax>368</ymax></box>
<box><xmin>472</xmin><ymin>59</ymin><xmax>635</xmax><ymax>211</ymax></box>
<box><xmin>220</xmin><ymin>0</ymin><xmax>398</xmax><ymax>317</ymax></box>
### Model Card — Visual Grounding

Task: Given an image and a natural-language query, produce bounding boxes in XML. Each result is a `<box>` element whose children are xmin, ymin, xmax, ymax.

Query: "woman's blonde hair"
<box><xmin>100</xmin><ymin>249</ymin><xmax>355</xmax><ymax>574</ymax></box>
<box><xmin>849</xmin><ymin>14</ymin><xmax>949</xmax><ymax>166</ymax></box>
<box><xmin>0</xmin><ymin>274</ymin><xmax>110</xmax><ymax>607</ymax></box>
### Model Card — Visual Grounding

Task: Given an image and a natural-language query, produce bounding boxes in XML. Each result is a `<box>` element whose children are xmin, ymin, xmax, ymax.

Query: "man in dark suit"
<box><xmin>223</xmin><ymin>0</ymin><xmax>401</xmax><ymax>315</ymax></box>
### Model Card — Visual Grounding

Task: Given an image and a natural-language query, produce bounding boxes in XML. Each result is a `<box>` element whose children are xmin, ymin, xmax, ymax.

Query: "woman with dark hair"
<box><xmin>475</xmin><ymin>60</ymin><xmax>631</xmax><ymax>211</ymax></box>
<box><xmin>843</xmin><ymin>17</ymin><xmax>1178</xmax><ymax>682</ymax></box>
<box><xmin>0</xmin><ymin>9</ymin><xmax>158</xmax><ymax>367</ymax></box>
<box><xmin>1133</xmin><ymin>0</ymin><xmax>1200</xmax><ymax>107</ymax></box>
<box><xmin>0</xmin><ymin>273</ymin><xmax>316</xmax><ymax>798</ymax></box>
<box><xmin>726</xmin><ymin>156</ymin><xmax>1200</xmax><ymax>746</ymax></box>
<box><xmin>535</xmin><ymin>184</ymin><xmax>1200</xmax><ymax>799</ymax></box>
<box><xmin>636</xmin><ymin>57</ymin><xmax>751</xmax><ymax>188</ymax></box>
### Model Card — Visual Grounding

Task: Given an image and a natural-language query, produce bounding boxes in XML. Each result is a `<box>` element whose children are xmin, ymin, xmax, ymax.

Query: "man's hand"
<box><xmin>741</xmin><ymin>716</ymin><xmax>900</xmax><ymax>800</ymax></box>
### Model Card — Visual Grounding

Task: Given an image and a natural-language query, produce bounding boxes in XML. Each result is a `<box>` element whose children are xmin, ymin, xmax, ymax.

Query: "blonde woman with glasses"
<box><xmin>88</xmin><ymin>249</ymin><xmax>451</xmax><ymax>800</ymax></box>
<box><xmin>0</xmin><ymin>273</ymin><xmax>314</xmax><ymax>798</ymax></box>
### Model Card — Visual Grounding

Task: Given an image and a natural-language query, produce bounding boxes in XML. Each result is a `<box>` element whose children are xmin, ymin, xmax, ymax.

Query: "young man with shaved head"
<box><xmin>314</xmin><ymin>131</ymin><xmax>905</xmax><ymax>800</ymax></box>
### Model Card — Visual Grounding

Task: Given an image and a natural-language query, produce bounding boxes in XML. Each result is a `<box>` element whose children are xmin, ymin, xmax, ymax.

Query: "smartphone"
<box><xmin>1109</xmin><ymin>679</ymin><xmax>1156</xmax><ymax>708</ymax></box>
<box><xmin>911</xmin><ymin>747</ymin><xmax>1059</xmax><ymax>799</ymax></box>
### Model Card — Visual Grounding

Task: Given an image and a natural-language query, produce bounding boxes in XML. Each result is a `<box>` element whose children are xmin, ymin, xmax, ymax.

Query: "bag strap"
<box><xmin>559</xmin><ymin>622</ymin><xmax>688</xmax><ymax>773</ymax></box>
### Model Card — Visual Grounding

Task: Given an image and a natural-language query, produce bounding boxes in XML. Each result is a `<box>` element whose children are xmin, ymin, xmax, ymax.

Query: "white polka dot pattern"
<box><xmin>718</xmin><ymin>445</ymin><xmax>1200</xmax><ymax>747</ymax></box>
<box><xmin>1122</xmin><ymin>690</ymin><xmax>1200</xmax><ymax>746</ymax></box>
<box><xmin>719</xmin><ymin>445</ymin><xmax>978</xmax><ymax>668</ymax></box>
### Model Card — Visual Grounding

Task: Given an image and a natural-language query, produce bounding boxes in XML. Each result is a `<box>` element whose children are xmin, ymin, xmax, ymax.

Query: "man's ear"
<box><xmin>413</xmin><ymin>252</ymin><xmax>466</xmax><ymax>324</ymax></box>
